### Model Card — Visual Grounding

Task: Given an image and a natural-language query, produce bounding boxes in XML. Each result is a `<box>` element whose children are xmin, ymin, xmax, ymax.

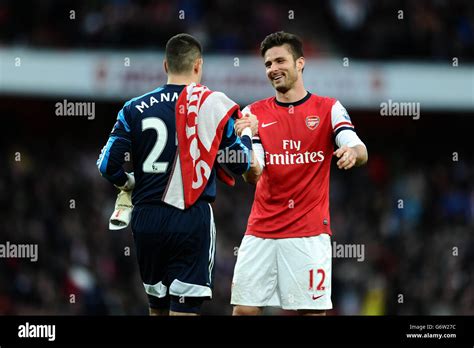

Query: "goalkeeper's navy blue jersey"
<box><xmin>97</xmin><ymin>84</ymin><xmax>251</xmax><ymax>206</ymax></box>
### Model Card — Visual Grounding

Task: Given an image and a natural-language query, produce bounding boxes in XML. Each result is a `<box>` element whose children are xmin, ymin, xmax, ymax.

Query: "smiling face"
<box><xmin>264</xmin><ymin>44</ymin><xmax>304</xmax><ymax>93</ymax></box>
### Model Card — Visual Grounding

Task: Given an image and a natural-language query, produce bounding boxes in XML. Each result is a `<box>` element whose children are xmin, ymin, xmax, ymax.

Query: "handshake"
<box><xmin>235</xmin><ymin>113</ymin><xmax>259</xmax><ymax>138</ymax></box>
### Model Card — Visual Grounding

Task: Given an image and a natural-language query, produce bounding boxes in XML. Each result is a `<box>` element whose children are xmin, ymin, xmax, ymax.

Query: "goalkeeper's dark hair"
<box><xmin>260</xmin><ymin>31</ymin><xmax>304</xmax><ymax>61</ymax></box>
<box><xmin>165</xmin><ymin>33</ymin><xmax>202</xmax><ymax>74</ymax></box>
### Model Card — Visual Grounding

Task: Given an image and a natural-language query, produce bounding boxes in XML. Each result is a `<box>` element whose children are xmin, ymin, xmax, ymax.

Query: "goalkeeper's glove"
<box><xmin>109</xmin><ymin>172</ymin><xmax>134</xmax><ymax>230</ymax></box>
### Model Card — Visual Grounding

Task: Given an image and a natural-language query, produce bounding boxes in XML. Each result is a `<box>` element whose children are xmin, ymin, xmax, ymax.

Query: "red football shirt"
<box><xmin>244</xmin><ymin>92</ymin><xmax>357</xmax><ymax>239</ymax></box>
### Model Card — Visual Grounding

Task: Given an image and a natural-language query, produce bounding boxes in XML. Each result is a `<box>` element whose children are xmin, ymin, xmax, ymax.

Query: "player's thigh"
<box><xmin>131</xmin><ymin>205</ymin><xmax>171</xmax><ymax>309</ymax></box>
<box><xmin>167</xmin><ymin>201</ymin><xmax>215</xmax><ymax>298</ymax></box>
<box><xmin>276</xmin><ymin>234</ymin><xmax>332</xmax><ymax>310</ymax></box>
<box><xmin>162</xmin><ymin>201</ymin><xmax>217</xmax><ymax>314</ymax></box>
<box><xmin>231</xmin><ymin>235</ymin><xmax>278</xmax><ymax>306</ymax></box>
<box><xmin>131</xmin><ymin>205</ymin><xmax>169</xmax><ymax>282</ymax></box>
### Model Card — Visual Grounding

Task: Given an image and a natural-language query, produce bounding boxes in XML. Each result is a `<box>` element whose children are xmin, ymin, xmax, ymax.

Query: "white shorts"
<box><xmin>231</xmin><ymin>234</ymin><xmax>332</xmax><ymax>310</ymax></box>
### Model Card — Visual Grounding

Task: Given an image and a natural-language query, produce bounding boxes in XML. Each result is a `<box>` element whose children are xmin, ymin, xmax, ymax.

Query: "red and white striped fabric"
<box><xmin>163</xmin><ymin>83</ymin><xmax>240</xmax><ymax>209</ymax></box>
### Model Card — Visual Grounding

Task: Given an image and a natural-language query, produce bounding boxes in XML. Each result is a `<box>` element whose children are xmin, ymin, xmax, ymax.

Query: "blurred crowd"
<box><xmin>0</xmin><ymin>0</ymin><xmax>472</xmax><ymax>60</ymax></box>
<box><xmin>0</xmin><ymin>110</ymin><xmax>472</xmax><ymax>315</ymax></box>
<box><xmin>0</xmin><ymin>0</ymin><xmax>472</xmax><ymax>316</ymax></box>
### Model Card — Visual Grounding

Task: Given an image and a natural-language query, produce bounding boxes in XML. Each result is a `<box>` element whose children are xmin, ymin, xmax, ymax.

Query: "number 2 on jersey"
<box><xmin>142</xmin><ymin>117</ymin><xmax>169</xmax><ymax>173</ymax></box>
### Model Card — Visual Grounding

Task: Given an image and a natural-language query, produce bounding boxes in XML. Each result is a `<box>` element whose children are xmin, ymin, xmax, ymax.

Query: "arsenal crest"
<box><xmin>306</xmin><ymin>115</ymin><xmax>320</xmax><ymax>130</ymax></box>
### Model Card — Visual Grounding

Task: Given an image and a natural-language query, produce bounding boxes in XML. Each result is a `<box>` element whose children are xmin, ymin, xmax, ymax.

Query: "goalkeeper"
<box><xmin>97</xmin><ymin>33</ymin><xmax>258</xmax><ymax>315</ymax></box>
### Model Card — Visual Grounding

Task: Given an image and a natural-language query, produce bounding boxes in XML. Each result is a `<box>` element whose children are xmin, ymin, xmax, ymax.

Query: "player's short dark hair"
<box><xmin>260</xmin><ymin>31</ymin><xmax>304</xmax><ymax>61</ymax></box>
<box><xmin>165</xmin><ymin>33</ymin><xmax>202</xmax><ymax>74</ymax></box>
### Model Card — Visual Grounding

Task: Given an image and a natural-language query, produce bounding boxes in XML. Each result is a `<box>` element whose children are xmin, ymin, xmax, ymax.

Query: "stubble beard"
<box><xmin>273</xmin><ymin>74</ymin><xmax>295</xmax><ymax>94</ymax></box>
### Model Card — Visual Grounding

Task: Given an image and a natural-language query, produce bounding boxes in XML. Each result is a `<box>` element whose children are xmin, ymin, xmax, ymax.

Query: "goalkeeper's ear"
<box><xmin>194</xmin><ymin>57</ymin><xmax>203</xmax><ymax>72</ymax></box>
<box><xmin>194</xmin><ymin>57</ymin><xmax>203</xmax><ymax>83</ymax></box>
<box><xmin>194</xmin><ymin>57</ymin><xmax>204</xmax><ymax>72</ymax></box>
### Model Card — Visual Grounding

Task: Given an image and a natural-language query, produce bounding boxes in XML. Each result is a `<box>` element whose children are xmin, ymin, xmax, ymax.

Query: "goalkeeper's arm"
<box><xmin>234</xmin><ymin>113</ymin><xmax>264</xmax><ymax>185</ymax></box>
<box><xmin>97</xmin><ymin>102</ymin><xmax>134</xmax><ymax>189</ymax></box>
<box><xmin>97</xmin><ymin>135</ymin><xmax>133</xmax><ymax>189</ymax></box>
<box><xmin>218</xmin><ymin>116</ymin><xmax>254</xmax><ymax>175</ymax></box>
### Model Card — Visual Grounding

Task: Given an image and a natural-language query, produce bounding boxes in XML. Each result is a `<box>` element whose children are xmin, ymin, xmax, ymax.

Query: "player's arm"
<box><xmin>234</xmin><ymin>110</ymin><xmax>264</xmax><ymax>185</ymax></box>
<box><xmin>331</xmin><ymin>100</ymin><xmax>368</xmax><ymax>170</ymax></box>
<box><xmin>218</xmin><ymin>111</ymin><xmax>258</xmax><ymax>175</ymax></box>
<box><xmin>242</xmin><ymin>145</ymin><xmax>263</xmax><ymax>184</ymax></box>
<box><xmin>96</xmin><ymin>104</ymin><xmax>134</xmax><ymax>190</ymax></box>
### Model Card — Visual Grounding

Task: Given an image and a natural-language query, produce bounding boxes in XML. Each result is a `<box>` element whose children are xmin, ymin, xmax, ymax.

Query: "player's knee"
<box><xmin>149</xmin><ymin>307</ymin><xmax>168</xmax><ymax>316</ymax></box>
<box><xmin>147</xmin><ymin>294</ymin><xmax>170</xmax><ymax>315</ymax></box>
<box><xmin>169</xmin><ymin>310</ymin><xmax>199</xmax><ymax>316</ymax></box>
<box><xmin>232</xmin><ymin>305</ymin><xmax>262</xmax><ymax>316</ymax></box>
<box><xmin>298</xmin><ymin>309</ymin><xmax>326</xmax><ymax>316</ymax></box>
<box><xmin>169</xmin><ymin>296</ymin><xmax>205</xmax><ymax>315</ymax></box>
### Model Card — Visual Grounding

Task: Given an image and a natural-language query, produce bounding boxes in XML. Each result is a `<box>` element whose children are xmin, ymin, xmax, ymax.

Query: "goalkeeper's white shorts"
<box><xmin>231</xmin><ymin>234</ymin><xmax>332</xmax><ymax>310</ymax></box>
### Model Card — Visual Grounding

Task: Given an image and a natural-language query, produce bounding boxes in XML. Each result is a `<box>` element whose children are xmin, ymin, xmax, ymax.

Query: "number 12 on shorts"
<box><xmin>309</xmin><ymin>268</ymin><xmax>325</xmax><ymax>291</ymax></box>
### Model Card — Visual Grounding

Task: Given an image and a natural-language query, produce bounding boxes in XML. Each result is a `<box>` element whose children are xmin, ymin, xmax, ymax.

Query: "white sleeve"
<box><xmin>253</xmin><ymin>142</ymin><xmax>265</xmax><ymax>168</ymax></box>
<box><xmin>241</xmin><ymin>105</ymin><xmax>251</xmax><ymax>117</ymax></box>
<box><xmin>331</xmin><ymin>100</ymin><xmax>365</xmax><ymax>148</ymax></box>
<box><xmin>242</xmin><ymin>105</ymin><xmax>265</xmax><ymax>168</ymax></box>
